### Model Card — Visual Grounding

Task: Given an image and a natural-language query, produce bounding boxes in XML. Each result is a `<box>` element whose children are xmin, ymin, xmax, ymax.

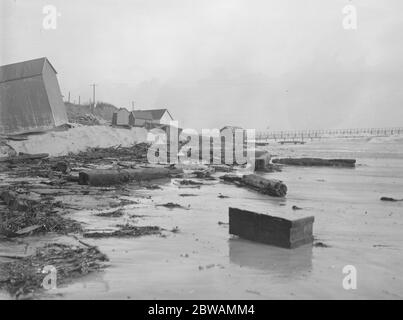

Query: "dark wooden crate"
<box><xmin>229</xmin><ymin>207</ymin><xmax>314</xmax><ymax>249</ymax></box>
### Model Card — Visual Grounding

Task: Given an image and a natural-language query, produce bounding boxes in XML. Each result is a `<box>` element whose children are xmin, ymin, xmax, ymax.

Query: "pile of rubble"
<box><xmin>0</xmin><ymin>141</ymin><xmax>300</xmax><ymax>298</ymax></box>
<box><xmin>0</xmin><ymin>142</ymin><xmax>165</xmax><ymax>298</ymax></box>
<box><xmin>0</xmin><ymin>243</ymin><xmax>108</xmax><ymax>297</ymax></box>
<box><xmin>69</xmin><ymin>113</ymin><xmax>101</xmax><ymax>126</ymax></box>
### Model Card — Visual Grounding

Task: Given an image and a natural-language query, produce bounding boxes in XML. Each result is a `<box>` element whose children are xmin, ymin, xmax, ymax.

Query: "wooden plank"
<box><xmin>272</xmin><ymin>158</ymin><xmax>356</xmax><ymax>167</ymax></box>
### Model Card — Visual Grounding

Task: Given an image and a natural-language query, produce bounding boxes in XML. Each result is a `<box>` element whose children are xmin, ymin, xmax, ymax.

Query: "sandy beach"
<box><xmin>1</xmin><ymin>135</ymin><xmax>401</xmax><ymax>300</ymax></box>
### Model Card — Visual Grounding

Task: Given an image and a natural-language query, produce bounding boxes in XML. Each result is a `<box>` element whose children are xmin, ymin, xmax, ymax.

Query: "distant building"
<box><xmin>0</xmin><ymin>57</ymin><xmax>68</xmax><ymax>135</ymax></box>
<box><xmin>131</xmin><ymin>109</ymin><xmax>174</xmax><ymax>127</ymax></box>
<box><xmin>129</xmin><ymin>110</ymin><xmax>154</xmax><ymax>127</ymax></box>
<box><xmin>112</xmin><ymin>108</ymin><xmax>174</xmax><ymax>128</ymax></box>
<box><xmin>112</xmin><ymin>108</ymin><xmax>130</xmax><ymax>126</ymax></box>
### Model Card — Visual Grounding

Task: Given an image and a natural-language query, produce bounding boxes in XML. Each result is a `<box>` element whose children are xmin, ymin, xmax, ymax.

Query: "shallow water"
<box><xmin>1</xmin><ymin>136</ymin><xmax>403</xmax><ymax>299</ymax></box>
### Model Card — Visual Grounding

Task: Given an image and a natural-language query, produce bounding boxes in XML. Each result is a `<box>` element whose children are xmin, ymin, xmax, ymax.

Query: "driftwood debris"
<box><xmin>83</xmin><ymin>224</ymin><xmax>161</xmax><ymax>238</ymax></box>
<box><xmin>272</xmin><ymin>158</ymin><xmax>356</xmax><ymax>167</ymax></box>
<box><xmin>78</xmin><ymin>167</ymin><xmax>183</xmax><ymax>186</ymax></box>
<box><xmin>0</xmin><ymin>190</ymin><xmax>37</xmax><ymax>211</ymax></box>
<box><xmin>0</xmin><ymin>190</ymin><xmax>82</xmax><ymax>237</ymax></box>
<box><xmin>209</xmin><ymin>164</ymin><xmax>233</xmax><ymax>172</ymax></box>
<box><xmin>242</xmin><ymin>174</ymin><xmax>287</xmax><ymax>197</ymax></box>
<box><xmin>0</xmin><ymin>153</ymin><xmax>49</xmax><ymax>163</ymax></box>
<box><xmin>220</xmin><ymin>174</ymin><xmax>287</xmax><ymax>197</ymax></box>
<box><xmin>380</xmin><ymin>197</ymin><xmax>403</xmax><ymax>202</ymax></box>
<box><xmin>156</xmin><ymin>202</ymin><xmax>189</xmax><ymax>210</ymax></box>
<box><xmin>0</xmin><ymin>243</ymin><xmax>108</xmax><ymax>296</ymax></box>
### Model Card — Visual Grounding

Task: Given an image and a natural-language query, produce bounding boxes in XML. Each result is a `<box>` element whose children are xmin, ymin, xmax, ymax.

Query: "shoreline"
<box><xmin>0</xmin><ymin>134</ymin><xmax>402</xmax><ymax>299</ymax></box>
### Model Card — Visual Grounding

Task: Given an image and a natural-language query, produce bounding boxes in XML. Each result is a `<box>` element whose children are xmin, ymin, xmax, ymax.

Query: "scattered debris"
<box><xmin>0</xmin><ymin>153</ymin><xmax>49</xmax><ymax>163</ymax></box>
<box><xmin>246</xmin><ymin>289</ymin><xmax>261</xmax><ymax>296</ymax></box>
<box><xmin>74</xmin><ymin>143</ymin><xmax>150</xmax><ymax>162</ymax></box>
<box><xmin>110</xmin><ymin>198</ymin><xmax>139</xmax><ymax>208</ymax></box>
<box><xmin>0</xmin><ymin>243</ymin><xmax>108</xmax><ymax>297</ymax></box>
<box><xmin>209</xmin><ymin>164</ymin><xmax>233</xmax><ymax>172</ymax></box>
<box><xmin>0</xmin><ymin>190</ymin><xmax>36</xmax><ymax>211</ymax></box>
<box><xmin>51</xmin><ymin>161</ymin><xmax>70</xmax><ymax>174</ymax></box>
<box><xmin>380</xmin><ymin>197</ymin><xmax>403</xmax><ymax>202</ymax></box>
<box><xmin>14</xmin><ymin>225</ymin><xmax>43</xmax><ymax>236</ymax></box>
<box><xmin>176</xmin><ymin>179</ymin><xmax>203</xmax><ymax>186</ymax></box>
<box><xmin>220</xmin><ymin>174</ymin><xmax>287</xmax><ymax>197</ymax></box>
<box><xmin>142</xmin><ymin>183</ymin><xmax>162</xmax><ymax>190</ymax></box>
<box><xmin>156</xmin><ymin>202</ymin><xmax>189</xmax><ymax>210</ymax></box>
<box><xmin>0</xmin><ymin>141</ymin><xmax>17</xmax><ymax>158</ymax></box>
<box><xmin>83</xmin><ymin>224</ymin><xmax>161</xmax><ymax>238</ymax></box>
<box><xmin>314</xmin><ymin>241</ymin><xmax>330</xmax><ymax>248</ymax></box>
<box><xmin>220</xmin><ymin>174</ymin><xmax>242</xmax><ymax>184</ymax></box>
<box><xmin>170</xmin><ymin>226</ymin><xmax>180</xmax><ymax>233</ymax></box>
<box><xmin>192</xmin><ymin>168</ymin><xmax>215</xmax><ymax>179</ymax></box>
<box><xmin>261</xmin><ymin>163</ymin><xmax>282</xmax><ymax>172</ymax></box>
<box><xmin>69</xmin><ymin>113</ymin><xmax>101</xmax><ymax>126</ymax></box>
<box><xmin>0</xmin><ymin>190</ymin><xmax>82</xmax><ymax>237</ymax></box>
<box><xmin>95</xmin><ymin>209</ymin><xmax>125</xmax><ymax>217</ymax></box>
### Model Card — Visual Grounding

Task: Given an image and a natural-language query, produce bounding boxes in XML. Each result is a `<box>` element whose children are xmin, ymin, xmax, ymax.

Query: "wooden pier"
<box><xmin>256</xmin><ymin>127</ymin><xmax>403</xmax><ymax>143</ymax></box>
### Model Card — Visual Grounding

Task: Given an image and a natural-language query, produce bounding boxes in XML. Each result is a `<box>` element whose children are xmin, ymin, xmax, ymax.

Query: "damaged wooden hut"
<box><xmin>0</xmin><ymin>57</ymin><xmax>68</xmax><ymax>135</ymax></box>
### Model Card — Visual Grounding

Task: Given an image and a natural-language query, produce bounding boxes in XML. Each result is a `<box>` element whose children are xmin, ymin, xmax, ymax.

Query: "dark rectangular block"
<box><xmin>254</xmin><ymin>158</ymin><xmax>267</xmax><ymax>170</ymax></box>
<box><xmin>229</xmin><ymin>207</ymin><xmax>314</xmax><ymax>249</ymax></box>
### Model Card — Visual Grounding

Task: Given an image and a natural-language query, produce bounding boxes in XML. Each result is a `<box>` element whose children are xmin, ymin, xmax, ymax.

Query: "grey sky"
<box><xmin>1</xmin><ymin>0</ymin><xmax>403</xmax><ymax>130</ymax></box>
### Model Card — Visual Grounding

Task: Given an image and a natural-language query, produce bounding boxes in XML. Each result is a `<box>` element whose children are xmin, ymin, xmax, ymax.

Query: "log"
<box><xmin>220</xmin><ymin>174</ymin><xmax>287</xmax><ymax>197</ymax></box>
<box><xmin>242</xmin><ymin>174</ymin><xmax>287</xmax><ymax>197</ymax></box>
<box><xmin>229</xmin><ymin>207</ymin><xmax>314</xmax><ymax>249</ymax></box>
<box><xmin>78</xmin><ymin>167</ymin><xmax>183</xmax><ymax>186</ymax></box>
<box><xmin>272</xmin><ymin>157</ymin><xmax>356</xmax><ymax>167</ymax></box>
<box><xmin>380</xmin><ymin>197</ymin><xmax>403</xmax><ymax>202</ymax></box>
<box><xmin>209</xmin><ymin>164</ymin><xmax>233</xmax><ymax>172</ymax></box>
<box><xmin>0</xmin><ymin>153</ymin><xmax>49</xmax><ymax>163</ymax></box>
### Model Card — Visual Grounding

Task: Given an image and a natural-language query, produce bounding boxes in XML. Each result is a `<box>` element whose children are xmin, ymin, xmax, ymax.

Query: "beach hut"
<box><xmin>129</xmin><ymin>110</ymin><xmax>153</xmax><ymax>127</ymax></box>
<box><xmin>0</xmin><ymin>57</ymin><xmax>68</xmax><ymax>135</ymax></box>
<box><xmin>131</xmin><ymin>109</ymin><xmax>174</xmax><ymax>127</ymax></box>
<box><xmin>112</xmin><ymin>108</ymin><xmax>130</xmax><ymax>126</ymax></box>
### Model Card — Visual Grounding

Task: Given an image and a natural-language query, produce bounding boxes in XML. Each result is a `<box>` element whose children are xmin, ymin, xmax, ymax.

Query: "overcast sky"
<box><xmin>1</xmin><ymin>0</ymin><xmax>403</xmax><ymax>130</ymax></box>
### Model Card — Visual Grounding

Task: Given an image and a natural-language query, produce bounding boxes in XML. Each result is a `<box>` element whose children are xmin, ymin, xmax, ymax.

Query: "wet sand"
<box><xmin>1</xmin><ymin>136</ymin><xmax>402</xmax><ymax>299</ymax></box>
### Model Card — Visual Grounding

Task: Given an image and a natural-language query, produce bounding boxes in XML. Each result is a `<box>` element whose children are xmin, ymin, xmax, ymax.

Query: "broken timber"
<box><xmin>272</xmin><ymin>158</ymin><xmax>356</xmax><ymax>167</ymax></box>
<box><xmin>0</xmin><ymin>190</ymin><xmax>38</xmax><ymax>211</ymax></box>
<box><xmin>0</xmin><ymin>153</ymin><xmax>49</xmax><ymax>163</ymax></box>
<box><xmin>220</xmin><ymin>174</ymin><xmax>287</xmax><ymax>197</ymax></box>
<box><xmin>78</xmin><ymin>167</ymin><xmax>183</xmax><ymax>186</ymax></box>
<box><xmin>229</xmin><ymin>207</ymin><xmax>314</xmax><ymax>249</ymax></box>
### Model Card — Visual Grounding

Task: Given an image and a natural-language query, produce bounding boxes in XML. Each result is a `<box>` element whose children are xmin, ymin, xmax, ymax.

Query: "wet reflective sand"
<box><xmin>1</xmin><ymin>136</ymin><xmax>402</xmax><ymax>299</ymax></box>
